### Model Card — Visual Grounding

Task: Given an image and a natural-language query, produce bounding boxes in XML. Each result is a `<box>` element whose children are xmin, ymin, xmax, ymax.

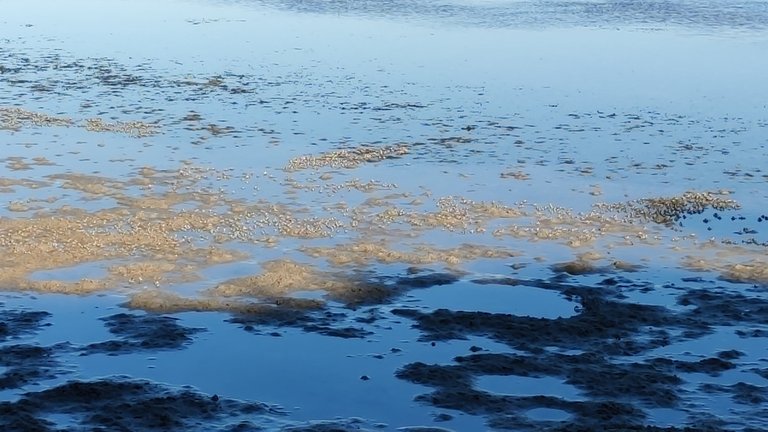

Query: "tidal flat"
<box><xmin>1</xmin><ymin>1</ymin><xmax>768</xmax><ymax>431</ymax></box>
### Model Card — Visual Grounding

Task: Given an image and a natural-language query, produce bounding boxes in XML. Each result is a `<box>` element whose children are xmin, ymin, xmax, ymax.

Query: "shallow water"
<box><xmin>2</xmin><ymin>0</ymin><xmax>768</xmax><ymax>431</ymax></box>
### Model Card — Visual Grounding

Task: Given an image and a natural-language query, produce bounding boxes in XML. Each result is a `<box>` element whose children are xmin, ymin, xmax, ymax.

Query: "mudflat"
<box><xmin>1</xmin><ymin>1</ymin><xmax>767</xmax><ymax>431</ymax></box>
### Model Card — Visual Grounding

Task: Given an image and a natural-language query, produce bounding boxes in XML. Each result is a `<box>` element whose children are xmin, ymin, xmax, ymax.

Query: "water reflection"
<box><xmin>218</xmin><ymin>0</ymin><xmax>768</xmax><ymax>31</ymax></box>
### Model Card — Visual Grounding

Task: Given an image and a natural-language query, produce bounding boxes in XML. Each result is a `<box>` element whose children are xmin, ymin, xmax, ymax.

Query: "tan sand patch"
<box><xmin>285</xmin><ymin>144</ymin><xmax>409</xmax><ymax>171</ymax></box>
<box><xmin>209</xmin><ymin>259</ymin><xmax>397</xmax><ymax>304</ymax></box>
<box><xmin>127</xmin><ymin>289</ymin><xmax>325</xmax><ymax>316</ymax></box>
<box><xmin>0</xmin><ymin>158</ymin><xmax>761</xmax><ymax>303</ymax></box>
<box><xmin>275</xmin><ymin>216</ymin><xmax>345</xmax><ymax>238</ymax></box>
<box><xmin>301</xmin><ymin>242</ymin><xmax>519</xmax><ymax>266</ymax></box>
<box><xmin>46</xmin><ymin>173</ymin><xmax>126</xmax><ymax>196</ymax></box>
<box><xmin>492</xmin><ymin>204</ymin><xmax>659</xmax><ymax>248</ymax></box>
<box><xmin>284</xmin><ymin>177</ymin><xmax>397</xmax><ymax>194</ymax></box>
<box><xmin>109</xmin><ymin>262</ymin><xmax>186</xmax><ymax>285</ymax></box>
<box><xmin>0</xmin><ymin>107</ymin><xmax>73</xmax><ymax>130</ymax></box>
<box><xmin>596</xmin><ymin>191</ymin><xmax>740</xmax><ymax>225</ymax></box>
<box><xmin>211</xmin><ymin>260</ymin><xmax>329</xmax><ymax>297</ymax></box>
<box><xmin>0</xmin><ymin>184</ymin><xmax>251</xmax><ymax>294</ymax></box>
<box><xmin>7</xmin><ymin>201</ymin><xmax>31</xmax><ymax>212</ymax></box>
<box><xmin>682</xmin><ymin>256</ymin><xmax>768</xmax><ymax>285</ymax></box>
<box><xmin>367</xmin><ymin>197</ymin><xmax>523</xmax><ymax>233</ymax></box>
<box><xmin>4</xmin><ymin>157</ymin><xmax>32</xmax><ymax>171</ymax></box>
<box><xmin>84</xmin><ymin>118</ymin><xmax>158</xmax><ymax>137</ymax></box>
<box><xmin>19</xmin><ymin>278</ymin><xmax>108</xmax><ymax>294</ymax></box>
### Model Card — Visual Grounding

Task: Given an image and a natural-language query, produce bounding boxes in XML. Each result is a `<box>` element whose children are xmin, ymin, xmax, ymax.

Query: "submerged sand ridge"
<box><xmin>0</xmin><ymin>112</ymin><xmax>765</xmax><ymax>335</ymax></box>
<box><xmin>1</xmin><ymin>107</ymin><xmax>157</xmax><ymax>137</ymax></box>
<box><xmin>0</xmin><ymin>137</ymin><xmax>764</xmax><ymax>304</ymax></box>
<box><xmin>0</xmin><ymin>107</ymin><xmax>73</xmax><ymax>130</ymax></box>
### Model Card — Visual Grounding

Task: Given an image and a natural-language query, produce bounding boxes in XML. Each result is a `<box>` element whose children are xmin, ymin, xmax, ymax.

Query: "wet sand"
<box><xmin>1</xmin><ymin>0</ymin><xmax>768</xmax><ymax>430</ymax></box>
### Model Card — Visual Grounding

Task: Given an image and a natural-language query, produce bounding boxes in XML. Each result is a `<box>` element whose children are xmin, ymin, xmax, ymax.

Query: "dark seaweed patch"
<box><xmin>392</xmin><ymin>291</ymin><xmax>677</xmax><ymax>355</ymax></box>
<box><xmin>80</xmin><ymin>313</ymin><xmax>203</xmax><ymax>355</ymax></box>
<box><xmin>0</xmin><ymin>309</ymin><xmax>51</xmax><ymax>342</ymax></box>
<box><xmin>0</xmin><ymin>378</ymin><xmax>280</xmax><ymax>431</ymax></box>
<box><xmin>396</xmin><ymin>272</ymin><xmax>460</xmax><ymax>288</ymax></box>
<box><xmin>395</xmin><ymin>350</ymin><xmax>742</xmax><ymax>430</ymax></box>
<box><xmin>677</xmin><ymin>289</ymin><xmax>768</xmax><ymax>326</ymax></box>
<box><xmin>0</xmin><ymin>344</ymin><xmax>65</xmax><ymax>390</ymax></box>
<box><xmin>228</xmin><ymin>307</ymin><xmax>372</xmax><ymax>339</ymax></box>
<box><xmin>227</xmin><ymin>270</ymin><xmax>460</xmax><ymax>338</ymax></box>
<box><xmin>393</xmin><ymin>276</ymin><xmax>768</xmax><ymax>430</ymax></box>
<box><xmin>399</xmin><ymin>351</ymin><xmax>682</xmax><ymax>407</ymax></box>
<box><xmin>700</xmin><ymin>382</ymin><xmax>768</xmax><ymax>405</ymax></box>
